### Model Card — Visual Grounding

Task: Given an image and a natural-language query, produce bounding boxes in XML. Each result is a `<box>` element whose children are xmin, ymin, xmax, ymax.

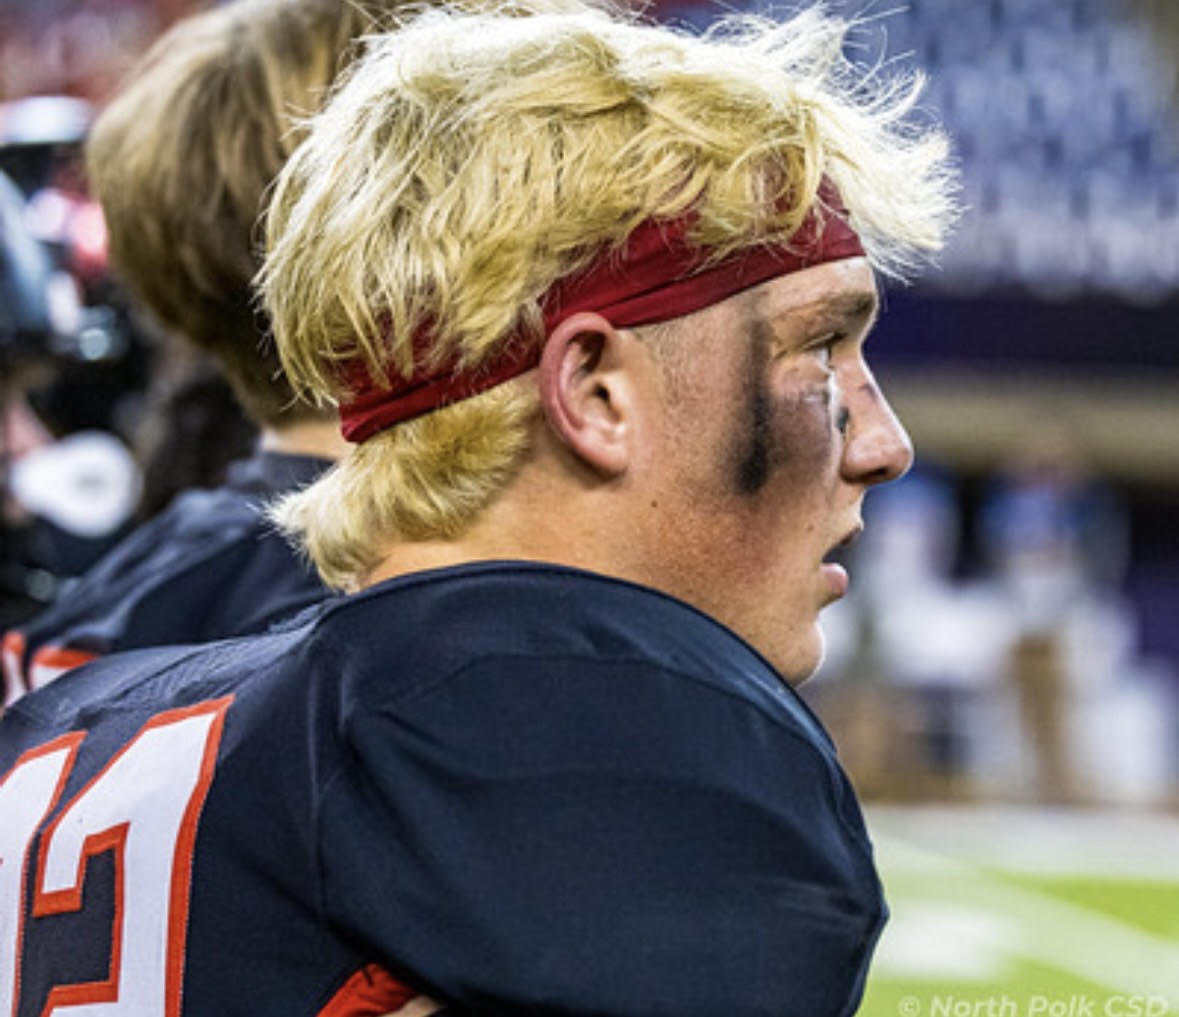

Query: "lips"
<box><xmin>820</xmin><ymin>523</ymin><xmax>862</xmax><ymax>601</ymax></box>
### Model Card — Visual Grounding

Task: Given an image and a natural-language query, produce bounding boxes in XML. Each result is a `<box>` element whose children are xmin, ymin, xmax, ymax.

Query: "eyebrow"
<box><xmin>797</xmin><ymin>291</ymin><xmax>879</xmax><ymax>337</ymax></box>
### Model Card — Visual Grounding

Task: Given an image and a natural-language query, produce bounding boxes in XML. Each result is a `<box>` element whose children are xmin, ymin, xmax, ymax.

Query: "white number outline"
<box><xmin>1</xmin><ymin>696</ymin><xmax>232</xmax><ymax>1017</ymax></box>
<box><xmin>0</xmin><ymin>732</ymin><xmax>85</xmax><ymax>1017</ymax></box>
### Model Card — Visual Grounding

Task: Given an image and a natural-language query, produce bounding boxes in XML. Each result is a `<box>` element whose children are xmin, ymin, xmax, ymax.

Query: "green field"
<box><xmin>858</xmin><ymin>807</ymin><xmax>1179</xmax><ymax>1017</ymax></box>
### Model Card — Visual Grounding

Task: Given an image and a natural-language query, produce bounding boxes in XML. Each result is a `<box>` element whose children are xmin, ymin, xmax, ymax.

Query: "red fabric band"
<box><xmin>339</xmin><ymin>186</ymin><xmax>864</xmax><ymax>442</ymax></box>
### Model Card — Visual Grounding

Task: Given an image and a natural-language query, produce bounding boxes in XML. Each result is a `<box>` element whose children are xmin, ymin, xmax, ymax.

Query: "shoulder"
<box><xmin>317</xmin><ymin>561</ymin><xmax>853</xmax><ymax>820</ymax></box>
<box><xmin>26</xmin><ymin>490</ymin><xmax>262</xmax><ymax>619</ymax></box>
<box><xmin>312</xmin><ymin>566</ymin><xmax>882</xmax><ymax>1017</ymax></box>
<box><xmin>322</xmin><ymin>561</ymin><xmax>821</xmax><ymax>721</ymax></box>
<box><xmin>16</xmin><ymin>486</ymin><xmax>326</xmax><ymax>661</ymax></box>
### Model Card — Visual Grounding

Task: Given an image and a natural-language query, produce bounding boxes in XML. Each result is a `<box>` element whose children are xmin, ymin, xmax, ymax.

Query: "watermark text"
<box><xmin>896</xmin><ymin>994</ymin><xmax>1172</xmax><ymax>1017</ymax></box>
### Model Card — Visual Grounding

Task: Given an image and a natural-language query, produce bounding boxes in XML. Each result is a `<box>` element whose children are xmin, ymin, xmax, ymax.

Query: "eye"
<box><xmin>810</xmin><ymin>332</ymin><xmax>843</xmax><ymax>369</ymax></box>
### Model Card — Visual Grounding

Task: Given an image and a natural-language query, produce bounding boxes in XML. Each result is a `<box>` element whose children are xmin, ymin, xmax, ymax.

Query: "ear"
<box><xmin>537</xmin><ymin>311</ymin><xmax>649</xmax><ymax>477</ymax></box>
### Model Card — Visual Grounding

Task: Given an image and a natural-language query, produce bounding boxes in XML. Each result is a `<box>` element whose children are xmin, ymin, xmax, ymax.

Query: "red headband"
<box><xmin>339</xmin><ymin>185</ymin><xmax>864</xmax><ymax>442</ymax></box>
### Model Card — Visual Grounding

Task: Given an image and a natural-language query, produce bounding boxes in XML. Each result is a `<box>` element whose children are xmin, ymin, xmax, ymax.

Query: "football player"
<box><xmin>0</xmin><ymin>3</ymin><xmax>956</xmax><ymax>1013</ymax></box>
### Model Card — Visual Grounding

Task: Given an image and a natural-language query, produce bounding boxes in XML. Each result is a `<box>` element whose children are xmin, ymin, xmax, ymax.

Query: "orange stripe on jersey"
<box><xmin>29</xmin><ymin>646</ymin><xmax>99</xmax><ymax>688</ymax></box>
<box><xmin>2</xmin><ymin>629</ymin><xmax>28</xmax><ymax>708</ymax></box>
<box><xmin>317</xmin><ymin>963</ymin><xmax>437</xmax><ymax>1017</ymax></box>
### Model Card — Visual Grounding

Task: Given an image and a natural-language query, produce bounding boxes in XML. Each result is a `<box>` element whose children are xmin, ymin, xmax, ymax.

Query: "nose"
<box><xmin>840</xmin><ymin>368</ymin><xmax>913</xmax><ymax>487</ymax></box>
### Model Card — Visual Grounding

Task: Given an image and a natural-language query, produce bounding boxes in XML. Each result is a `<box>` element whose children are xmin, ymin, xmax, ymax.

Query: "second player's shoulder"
<box><xmin>15</xmin><ymin>473</ymin><xmax>331</xmax><ymax>667</ymax></box>
<box><xmin>3</xmin><ymin>606</ymin><xmax>320</xmax><ymax>737</ymax></box>
<box><xmin>17</xmin><ymin>487</ymin><xmax>265</xmax><ymax>638</ymax></box>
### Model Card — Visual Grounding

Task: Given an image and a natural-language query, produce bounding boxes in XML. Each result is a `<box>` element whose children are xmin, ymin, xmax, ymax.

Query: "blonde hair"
<box><xmin>261</xmin><ymin>1</ymin><xmax>958</xmax><ymax>588</ymax></box>
<box><xmin>86</xmin><ymin>0</ymin><xmax>404</xmax><ymax>427</ymax></box>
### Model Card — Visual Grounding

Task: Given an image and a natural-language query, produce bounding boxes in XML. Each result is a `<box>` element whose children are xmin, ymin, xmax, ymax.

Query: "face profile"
<box><xmin>615</xmin><ymin>256</ymin><xmax>911</xmax><ymax>682</ymax></box>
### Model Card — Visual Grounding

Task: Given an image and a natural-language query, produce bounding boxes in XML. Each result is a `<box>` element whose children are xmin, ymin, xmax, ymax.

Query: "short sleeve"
<box><xmin>317</xmin><ymin>654</ymin><xmax>885</xmax><ymax>1017</ymax></box>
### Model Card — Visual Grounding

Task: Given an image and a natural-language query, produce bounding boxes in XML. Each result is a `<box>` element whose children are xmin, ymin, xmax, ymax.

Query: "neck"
<box><xmin>363</xmin><ymin>448</ymin><xmax>647</xmax><ymax>591</ymax></box>
<box><xmin>363</xmin><ymin>488</ymin><xmax>599</xmax><ymax>589</ymax></box>
<box><xmin>259</xmin><ymin>419</ymin><xmax>350</xmax><ymax>461</ymax></box>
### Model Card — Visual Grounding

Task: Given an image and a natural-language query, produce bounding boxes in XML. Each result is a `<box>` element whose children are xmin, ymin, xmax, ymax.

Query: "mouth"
<box><xmin>823</xmin><ymin>523</ymin><xmax>863</xmax><ymax>567</ymax></box>
<box><xmin>820</xmin><ymin>523</ymin><xmax>863</xmax><ymax>601</ymax></box>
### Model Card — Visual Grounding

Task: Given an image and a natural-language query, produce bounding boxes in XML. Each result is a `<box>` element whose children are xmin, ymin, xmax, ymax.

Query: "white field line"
<box><xmin>867</xmin><ymin>806</ymin><xmax>1179</xmax><ymax>880</ymax></box>
<box><xmin>873</xmin><ymin>832</ymin><xmax>1179</xmax><ymax>1010</ymax></box>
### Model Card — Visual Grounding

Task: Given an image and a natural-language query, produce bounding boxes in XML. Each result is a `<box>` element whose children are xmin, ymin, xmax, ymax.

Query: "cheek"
<box><xmin>727</xmin><ymin>359</ymin><xmax>838</xmax><ymax>500</ymax></box>
<box><xmin>766</xmin><ymin>371</ymin><xmax>840</xmax><ymax>483</ymax></box>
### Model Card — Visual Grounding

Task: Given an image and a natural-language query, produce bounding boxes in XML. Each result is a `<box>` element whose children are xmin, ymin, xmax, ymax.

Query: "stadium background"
<box><xmin>1</xmin><ymin>0</ymin><xmax>1177</xmax><ymax>1013</ymax></box>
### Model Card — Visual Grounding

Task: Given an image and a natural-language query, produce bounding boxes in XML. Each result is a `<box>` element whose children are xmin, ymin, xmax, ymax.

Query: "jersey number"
<box><xmin>0</xmin><ymin>697</ymin><xmax>232</xmax><ymax>1017</ymax></box>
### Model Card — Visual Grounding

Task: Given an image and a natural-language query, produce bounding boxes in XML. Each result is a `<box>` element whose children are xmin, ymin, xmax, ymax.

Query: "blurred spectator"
<box><xmin>1</xmin><ymin>165</ymin><xmax>140</xmax><ymax>628</ymax></box>
<box><xmin>809</xmin><ymin>465</ymin><xmax>1005</xmax><ymax>801</ymax></box>
<box><xmin>812</xmin><ymin>441</ymin><xmax>1174</xmax><ymax>809</ymax></box>
<box><xmin>0</xmin><ymin>0</ymin><xmax>417</xmax><ymax>704</ymax></box>
<box><xmin>0</xmin><ymin>97</ymin><xmax>255</xmax><ymax>511</ymax></box>
<box><xmin>1</xmin><ymin>164</ymin><xmax>58</xmax><ymax>626</ymax></box>
<box><xmin>981</xmin><ymin>426</ymin><xmax>1129</xmax><ymax>607</ymax></box>
<box><xmin>980</xmin><ymin>425</ymin><xmax>1129</xmax><ymax>804</ymax></box>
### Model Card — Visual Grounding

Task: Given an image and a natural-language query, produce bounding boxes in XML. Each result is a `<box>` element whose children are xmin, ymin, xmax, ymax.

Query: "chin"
<box><xmin>769</xmin><ymin>623</ymin><xmax>825</xmax><ymax>687</ymax></box>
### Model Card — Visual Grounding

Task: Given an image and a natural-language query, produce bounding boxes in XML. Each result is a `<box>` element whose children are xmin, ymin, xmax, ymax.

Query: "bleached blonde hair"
<box><xmin>260</xmin><ymin>1</ymin><xmax>958</xmax><ymax>589</ymax></box>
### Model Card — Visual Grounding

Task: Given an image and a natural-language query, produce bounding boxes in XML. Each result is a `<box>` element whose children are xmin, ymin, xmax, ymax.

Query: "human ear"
<box><xmin>537</xmin><ymin>311</ymin><xmax>644</xmax><ymax>477</ymax></box>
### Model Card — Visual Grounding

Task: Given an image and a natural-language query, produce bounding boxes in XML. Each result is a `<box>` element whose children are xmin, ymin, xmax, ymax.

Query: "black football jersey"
<box><xmin>2</xmin><ymin>452</ymin><xmax>334</xmax><ymax>707</ymax></box>
<box><xmin>0</xmin><ymin>562</ymin><xmax>886</xmax><ymax>1016</ymax></box>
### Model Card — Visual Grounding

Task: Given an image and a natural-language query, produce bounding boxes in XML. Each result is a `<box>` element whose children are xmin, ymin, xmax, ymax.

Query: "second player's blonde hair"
<box><xmin>261</xmin><ymin>1</ymin><xmax>958</xmax><ymax>588</ymax></box>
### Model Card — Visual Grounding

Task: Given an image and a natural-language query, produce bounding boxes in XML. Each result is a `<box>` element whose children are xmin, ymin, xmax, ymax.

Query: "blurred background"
<box><xmin>1</xmin><ymin>0</ymin><xmax>1177</xmax><ymax>1012</ymax></box>
<box><xmin>0</xmin><ymin>0</ymin><xmax>252</xmax><ymax>632</ymax></box>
